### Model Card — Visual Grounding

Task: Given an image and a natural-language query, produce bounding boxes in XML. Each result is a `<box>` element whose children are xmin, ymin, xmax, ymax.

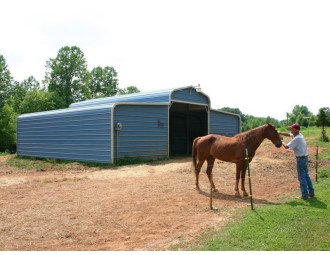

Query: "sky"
<box><xmin>1</xmin><ymin>0</ymin><xmax>330</xmax><ymax>120</ymax></box>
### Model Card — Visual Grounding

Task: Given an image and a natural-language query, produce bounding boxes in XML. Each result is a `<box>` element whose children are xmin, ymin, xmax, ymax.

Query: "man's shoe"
<box><xmin>309</xmin><ymin>193</ymin><xmax>315</xmax><ymax>198</ymax></box>
<box><xmin>300</xmin><ymin>196</ymin><xmax>308</xmax><ymax>200</ymax></box>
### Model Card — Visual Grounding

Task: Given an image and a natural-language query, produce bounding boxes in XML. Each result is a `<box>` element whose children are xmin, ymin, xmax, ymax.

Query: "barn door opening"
<box><xmin>169</xmin><ymin>102</ymin><xmax>208</xmax><ymax>156</ymax></box>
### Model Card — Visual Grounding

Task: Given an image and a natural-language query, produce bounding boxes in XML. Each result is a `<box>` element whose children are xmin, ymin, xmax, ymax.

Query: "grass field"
<box><xmin>186</xmin><ymin>127</ymin><xmax>330</xmax><ymax>251</ymax></box>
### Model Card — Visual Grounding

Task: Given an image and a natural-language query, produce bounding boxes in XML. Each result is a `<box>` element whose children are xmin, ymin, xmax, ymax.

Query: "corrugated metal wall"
<box><xmin>17</xmin><ymin>105</ymin><xmax>113</xmax><ymax>163</ymax></box>
<box><xmin>16</xmin><ymin>86</ymin><xmax>241</xmax><ymax>164</ymax></box>
<box><xmin>210</xmin><ymin>110</ymin><xmax>241</xmax><ymax>136</ymax></box>
<box><xmin>113</xmin><ymin>104</ymin><xmax>168</xmax><ymax>160</ymax></box>
<box><xmin>171</xmin><ymin>87</ymin><xmax>210</xmax><ymax>105</ymax></box>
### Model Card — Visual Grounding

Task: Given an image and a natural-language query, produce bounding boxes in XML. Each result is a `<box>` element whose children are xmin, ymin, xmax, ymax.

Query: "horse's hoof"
<box><xmin>213</xmin><ymin>189</ymin><xmax>219</xmax><ymax>193</ymax></box>
<box><xmin>235</xmin><ymin>192</ymin><xmax>241</xmax><ymax>197</ymax></box>
<box><xmin>243</xmin><ymin>192</ymin><xmax>249</xmax><ymax>197</ymax></box>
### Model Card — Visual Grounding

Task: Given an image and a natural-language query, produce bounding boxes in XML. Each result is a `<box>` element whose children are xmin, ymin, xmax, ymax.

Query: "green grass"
<box><xmin>192</xmin><ymin>168</ymin><xmax>330</xmax><ymax>251</ymax></box>
<box><xmin>7</xmin><ymin>156</ymin><xmax>72</xmax><ymax>171</ymax></box>
<box><xmin>184</xmin><ymin>127</ymin><xmax>330</xmax><ymax>251</ymax></box>
<box><xmin>7</xmin><ymin>155</ymin><xmax>168</xmax><ymax>171</ymax></box>
<box><xmin>0</xmin><ymin>150</ymin><xmax>11</xmax><ymax>156</ymax></box>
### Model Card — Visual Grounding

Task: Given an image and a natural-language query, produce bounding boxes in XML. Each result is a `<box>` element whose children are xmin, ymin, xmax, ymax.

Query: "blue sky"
<box><xmin>2</xmin><ymin>0</ymin><xmax>330</xmax><ymax>120</ymax></box>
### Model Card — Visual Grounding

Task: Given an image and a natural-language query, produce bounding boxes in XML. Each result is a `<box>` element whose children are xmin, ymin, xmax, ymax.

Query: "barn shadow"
<box><xmin>197</xmin><ymin>189</ymin><xmax>281</xmax><ymax>206</ymax></box>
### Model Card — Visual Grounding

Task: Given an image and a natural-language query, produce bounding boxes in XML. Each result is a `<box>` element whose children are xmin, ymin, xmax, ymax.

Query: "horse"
<box><xmin>192</xmin><ymin>123</ymin><xmax>282</xmax><ymax>197</ymax></box>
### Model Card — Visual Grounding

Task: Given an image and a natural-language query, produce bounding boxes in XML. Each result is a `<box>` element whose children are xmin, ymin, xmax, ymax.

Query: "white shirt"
<box><xmin>287</xmin><ymin>133</ymin><xmax>308</xmax><ymax>157</ymax></box>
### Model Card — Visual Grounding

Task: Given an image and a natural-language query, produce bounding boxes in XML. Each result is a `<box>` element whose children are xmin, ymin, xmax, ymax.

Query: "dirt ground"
<box><xmin>0</xmin><ymin>141</ymin><xmax>322</xmax><ymax>251</ymax></box>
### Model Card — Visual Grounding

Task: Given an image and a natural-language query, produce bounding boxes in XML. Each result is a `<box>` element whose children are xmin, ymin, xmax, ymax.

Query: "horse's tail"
<box><xmin>192</xmin><ymin>137</ymin><xmax>201</xmax><ymax>170</ymax></box>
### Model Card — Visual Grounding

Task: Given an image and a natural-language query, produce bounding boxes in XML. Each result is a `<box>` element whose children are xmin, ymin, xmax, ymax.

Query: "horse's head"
<box><xmin>265</xmin><ymin>123</ymin><xmax>282</xmax><ymax>148</ymax></box>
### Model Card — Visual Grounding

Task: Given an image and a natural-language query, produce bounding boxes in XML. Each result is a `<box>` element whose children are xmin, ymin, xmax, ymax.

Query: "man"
<box><xmin>279</xmin><ymin>123</ymin><xmax>315</xmax><ymax>200</ymax></box>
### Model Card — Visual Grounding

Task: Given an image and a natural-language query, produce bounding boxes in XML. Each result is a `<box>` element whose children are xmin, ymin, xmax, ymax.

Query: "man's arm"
<box><xmin>278</xmin><ymin>131</ymin><xmax>291</xmax><ymax>137</ymax></box>
<box><xmin>282</xmin><ymin>142</ymin><xmax>289</xmax><ymax>149</ymax></box>
<box><xmin>278</xmin><ymin>132</ymin><xmax>291</xmax><ymax>149</ymax></box>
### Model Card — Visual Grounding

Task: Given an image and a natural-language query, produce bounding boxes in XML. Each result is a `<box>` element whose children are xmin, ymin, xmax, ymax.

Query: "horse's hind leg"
<box><xmin>235</xmin><ymin>163</ymin><xmax>242</xmax><ymax>197</ymax></box>
<box><xmin>195</xmin><ymin>160</ymin><xmax>204</xmax><ymax>191</ymax></box>
<box><xmin>235</xmin><ymin>163</ymin><xmax>248</xmax><ymax>197</ymax></box>
<box><xmin>206</xmin><ymin>156</ymin><xmax>218</xmax><ymax>192</ymax></box>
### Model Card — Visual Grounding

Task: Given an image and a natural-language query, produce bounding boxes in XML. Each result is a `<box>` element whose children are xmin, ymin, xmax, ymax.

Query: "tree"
<box><xmin>45</xmin><ymin>46</ymin><xmax>89</xmax><ymax>107</ymax></box>
<box><xmin>18</xmin><ymin>89</ymin><xmax>56</xmax><ymax>114</ymax></box>
<box><xmin>118</xmin><ymin>86</ymin><xmax>140</xmax><ymax>95</ymax></box>
<box><xmin>316</xmin><ymin>107</ymin><xmax>330</xmax><ymax>142</ymax></box>
<box><xmin>0</xmin><ymin>104</ymin><xmax>17</xmax><ymax>152</ymax></box>
<box><xmin>87</xmin><ymin>66</ymin><xmax>119</xmax><ymax>98</ymax></box>
<box><xmin>0</xmin><ymin>55</ymin><xmax>13</xmax><ymax>108</ymax></box>
<box><xmin>289</xmin><ymin>105</ymin><xmax>312</xmax><ymax>127</ymax></box>
<box><xmin>7</xmin><ymin>76</ymin><xmax>41</xmax><ymax>113</ymax></box>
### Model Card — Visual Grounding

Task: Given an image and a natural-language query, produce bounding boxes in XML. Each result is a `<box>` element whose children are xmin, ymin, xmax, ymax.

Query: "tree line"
<box><xmin>1</xmin><ymin>45</ymin><xmax>330</xmax><ymax>152</ymax></box>
<box><xmin>221</xmin><ymin>106</ymin><xmax>330</xmax><ymax>141</ymax></box>
<box><xmin>0</xmin><ymin>46</ymin><xmax>139</xmax><ymax>152</ymax></box>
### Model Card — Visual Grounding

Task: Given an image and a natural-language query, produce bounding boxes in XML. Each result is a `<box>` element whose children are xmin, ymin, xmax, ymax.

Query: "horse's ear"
<box><xmin>267</xmin><ymin>123</ymin><xmax>274</xmax><ymax>128</ymax></box>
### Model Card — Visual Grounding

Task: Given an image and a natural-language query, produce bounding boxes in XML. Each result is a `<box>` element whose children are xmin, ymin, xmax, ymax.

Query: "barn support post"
<box><xmin>245</xmin><ymin>148</ymin><xmax>254</xmax><ymax>210</ymax></box>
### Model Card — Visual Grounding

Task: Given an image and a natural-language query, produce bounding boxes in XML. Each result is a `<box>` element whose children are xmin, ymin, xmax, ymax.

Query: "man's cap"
<box><xmin>288</xmin><ymin>123</ymin><xmax>300</xmax><ymax>130</ymax></box>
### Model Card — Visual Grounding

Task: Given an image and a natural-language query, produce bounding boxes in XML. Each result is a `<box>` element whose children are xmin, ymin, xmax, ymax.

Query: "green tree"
<box><xmin>8</xmin><ymin>76</ymin><xmax>41</xmax><ymax>112</ymax></box>
<box><xmin>18</xmin><ymin>89</ymin><xmax>56</xmax><ymax>114</ymax></box>
<box><xmin>0</xmin><ymin>55</ymin><xmax>13</xmax><ymax>108</ymax></box>
<box><xmin>45</xmin><ymin>46</ymin><xmax>89</xmax><ymax>107</ymax></box>
<box><xmin>118</xmin><ymin>86</ymin><xmax>140</xmax><ymax>95</ymax></box>
<box><xmin>316</xmin><ymin>107</ymin><xmax>330</xmax><ymax>142</ymax></box>
<box><xmin>289</xmin><ymin>105</ymin><xmax>312</xmax><ymax>127</ymax></box>
<box><xmin>87</xmin><ymin>66</ymin><xmax>119</xmax><ymax>98</ymax></box>
<box><xmin>0</xmin><ymin>104</ymin><xmax>17</xmax><ymax>152</ymax></box>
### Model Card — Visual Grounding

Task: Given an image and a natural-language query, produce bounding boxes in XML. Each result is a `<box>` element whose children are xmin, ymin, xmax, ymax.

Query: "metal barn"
<box><xmin>17</xmin><ymin>86</ymin><xmax>241</xmax><ymax>163</ymax></box>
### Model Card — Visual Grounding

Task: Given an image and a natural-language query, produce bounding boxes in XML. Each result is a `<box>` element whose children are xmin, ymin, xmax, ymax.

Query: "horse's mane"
<box><xmin>234</xmin><ymin>124</ymin><xmax>269</xmax><ymax>138</ymax></box>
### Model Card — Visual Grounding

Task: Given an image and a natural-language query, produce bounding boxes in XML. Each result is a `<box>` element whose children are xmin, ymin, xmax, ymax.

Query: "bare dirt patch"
<box><xmin>0</xmin><ymin>141</ymin><xmax>320</xmax><ymax>250</ymax></box>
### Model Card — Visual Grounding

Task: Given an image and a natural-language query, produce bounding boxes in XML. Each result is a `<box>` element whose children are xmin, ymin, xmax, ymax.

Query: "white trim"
<box><xmin>110</xmin><ymin>106</ymin><xmax>114</xmax><ymax>163</ymax></box>
<box><xmin>167</xmin><ymin>105</ymin><xmax>170</xmax><ymax>158</ymax></box>
<box><xmin>170</xmin><ymin>99</ymin><xmax>209</xmax><ymax>106</ymax></box>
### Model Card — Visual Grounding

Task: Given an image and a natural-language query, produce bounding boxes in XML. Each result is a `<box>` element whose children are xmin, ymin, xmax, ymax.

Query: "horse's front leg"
<box><xmin>240</xmin><ymin>165</ymin><xmax>249</xmax><ymax>197</ymax></box>
<box><xmin>206</xmin><ymin>156</ymin><xmax>218</xmax><ymax>192</ymax></box>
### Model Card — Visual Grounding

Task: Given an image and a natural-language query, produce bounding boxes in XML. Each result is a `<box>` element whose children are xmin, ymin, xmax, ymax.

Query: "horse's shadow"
<box><xmin>197</xmin><ymin>189</ymin><xmax>281</xmax><ymax>206</ymax></box>
<box><xmin>285</xmin><ymin>197</ymin><xmax>327</xmax><ymax>209</ymax></box>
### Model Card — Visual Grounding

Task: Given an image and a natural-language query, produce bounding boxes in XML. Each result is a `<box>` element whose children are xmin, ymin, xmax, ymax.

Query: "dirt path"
<box><xmin>0</xmin><ymin>142</ymin><xmax>318</xmax><ymax>250</ymax></box>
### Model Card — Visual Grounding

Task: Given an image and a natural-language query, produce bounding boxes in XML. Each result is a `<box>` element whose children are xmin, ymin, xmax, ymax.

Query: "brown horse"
<box><xmin>192</xmin><ymin>123</ymin><xmax>282</xmax><ymax>197</ymax></box>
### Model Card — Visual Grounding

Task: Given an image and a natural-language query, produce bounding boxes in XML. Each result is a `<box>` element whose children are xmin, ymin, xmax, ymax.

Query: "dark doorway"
<box><xmin>169</xmin><ymin>102</ymin><xmax>208</xmax><ymax>156</ymax></box>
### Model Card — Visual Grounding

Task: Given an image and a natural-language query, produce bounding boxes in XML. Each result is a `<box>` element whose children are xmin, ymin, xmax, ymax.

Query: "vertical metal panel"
<box><xmin>210</xmin><ymin>110</ymin><xmax>241</xmax><ymax>136</ymax></box>
<box><xmin>171</xmin><ymin>87</ymin><xmax>210</xmax><ymax>105</ymax></box>
<box><xmin>17</xmin><ymin>105</ymin><xmax>113</xmax><ymax>163</ymax></box>
<box><xmin>113</xmin><ymin>104</ymin><xmax>168</xmax><ymax>160</ymax></box>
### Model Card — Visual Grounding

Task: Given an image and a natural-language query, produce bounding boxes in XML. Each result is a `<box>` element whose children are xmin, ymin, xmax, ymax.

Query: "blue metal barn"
<box><xmin>17</xmin><ymin>86</ymin><xmax>240</xmax><ymax>163</ymax></box>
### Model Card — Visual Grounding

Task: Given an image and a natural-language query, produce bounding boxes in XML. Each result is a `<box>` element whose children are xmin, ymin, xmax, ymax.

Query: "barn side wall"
<box><xmin>17</xmin><ymin>105</ymin><xmax>113</xmax><ymax>163</ymax></box>
<box><xmin>210</xmin><ymin>110</ymin><xmax>241</xmax><ymax>136</ymax></box>
<box><xmin>113</xmin><ymin>104</ymin><xmax>168</xmax><ymax>160</ymax></box>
